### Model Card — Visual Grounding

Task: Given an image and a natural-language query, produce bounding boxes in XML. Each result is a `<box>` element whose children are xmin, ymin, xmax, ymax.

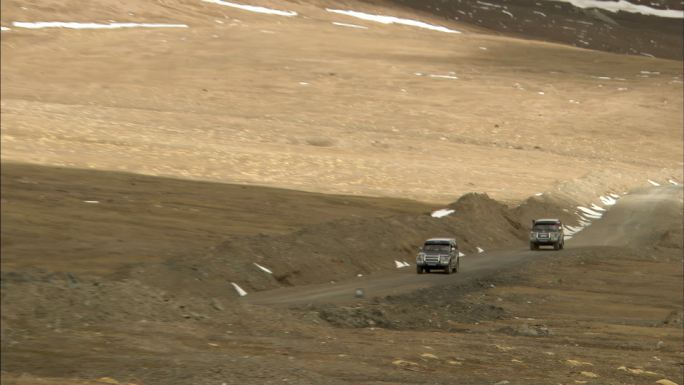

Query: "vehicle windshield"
<box><xmin>533</xmin><ymin>224</ymin><xmax>560</xmax><ymax>232</ymax></box>
<box><xmin>423</xmin><ymin>243</ymin><xmax>451</xmax><ymax>252</ymax></box>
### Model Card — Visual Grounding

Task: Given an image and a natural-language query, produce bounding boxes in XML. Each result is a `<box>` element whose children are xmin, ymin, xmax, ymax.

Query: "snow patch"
<box><xmin>203</xmin><ymin>0</ymin><xmax>297</xmax><ymax>16</ymax></box>
<box><xmin>535</xmin><ymin>192</ymin><xmax>544</xmax><ymax>196</ymax></box>
<box><xmin>476</xmin><ymin>247</ymin><xmax>484</xmax><ymax>253</ymax></box>
<box><xmin>429</xmin><ymin>74</ymin><xmax>458</xmax><ymax>79</ymax></box>
<box><xmin>332</xmin><ymin>22</ymin><xmax>368</xmax><ymax>29</ymax></box>
<box><xmin>668</xmin><ymin>179</ymin><xmax>679</xmax><ymax>186</ymax></box>
<box><xmin>578</xmin><ymin>206</ymin><xmax>603</xmax><ymax>217</ymax></box>
<box><xmin>590</xmin><ymin>203</ymin><xmax>605</xmax><ymax>212</ymax></box>
<box><xmin>502</xmin><ymin>10</ymin><xmax>515</xmax><ymax>18</ymax></box>
<box><xmin>230</xmin><ymin>282</ymin><xmax>247</xmax><ymax>297</ymax></box>
<box><xmin>477</xmin><ymin>1</ymin><xmax>502</xmax><ymax>8</ymax></box>
<box><xmin>1</xmin><ymin>26</ymin><xmax>10</xmax><ymax>31</ymax></box>
<box><xmin>609</xmin><ymin>193</ymin><xmax>621</xmax><ymax>199</ymax></box>
<box><xmin>549</xmin><ymin>0</ymin><xmax>684</xmax><ymax>18</ymax></box>
<box><xmin>431</xmin><ymin>209</ymin><xmax>455</xmax><ymax>218</ymax></box>
<box><xmin>12</xmin><ymin>21</ymin><xmax>189</xmax><ymax>29</ymax></box>
<box><xmin>600</xmin><ymin>195</ymin><xmax>616</xmax><ymax>205</ymax></box>
<box><xmin>83</xmin><ymin>200</ymin><xmax>100</xmax><ymax>204</ymax></box>
<box><xmin>254</xmin><ymin>263</ymin><xmax>272</xmax><ymax>274</ymax></box>
<box><xmin>458</xmin><ymin>251</ymin><xmax>465</xmax><ymax>257</ymax></box>
<box><xmin>326</xmin><ymin>9</ymin><xmax>461</xmax><ymax>33</ymax></box>
<box><xmin>647</xmin><ymin>179</ymin><xmax>661</xmax><ymax>186</ymax></box>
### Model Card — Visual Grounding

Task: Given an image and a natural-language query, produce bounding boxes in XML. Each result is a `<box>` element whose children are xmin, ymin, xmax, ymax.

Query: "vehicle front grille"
<box><xmin>424</xmin><ymin>255</ymin><xmax>441</xmax><ymax>263</ymax></box>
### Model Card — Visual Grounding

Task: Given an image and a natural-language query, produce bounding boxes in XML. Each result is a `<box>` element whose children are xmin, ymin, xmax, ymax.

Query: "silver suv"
<box><xmin>530</xmin><ymin>219</ymin><xmax>564</xmax><ymax>250</ymax></box>
<box><xmin>416</xmin><ymin>238</ymin><xmax>460</xmax><ymax>274</ymax></box>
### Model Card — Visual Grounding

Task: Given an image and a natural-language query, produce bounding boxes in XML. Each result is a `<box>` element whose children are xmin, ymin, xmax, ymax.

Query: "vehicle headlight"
<box><xmin>529</xmin><ymin>232</ymin><xmax>536</xmax><ymax>239</ymax></box>
<box><xmin>417</xmin><ymin>253</ymin><xmax>425</xmax><ymax>263</ymax></box>
<box><xmin>440</xmin><ymin>256</ymin><xmax>450</xmax><ymax>263</ymax></box>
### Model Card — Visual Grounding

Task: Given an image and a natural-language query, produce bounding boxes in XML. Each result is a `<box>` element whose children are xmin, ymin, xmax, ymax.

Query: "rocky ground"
<box><xmin>1</xmin><ymin>0</ymin><xmax>682</xmax><ymax>384</ymax></box>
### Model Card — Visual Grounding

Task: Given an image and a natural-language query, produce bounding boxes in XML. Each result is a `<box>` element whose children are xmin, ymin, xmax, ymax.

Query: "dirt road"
<box><xmin>249</xmin><ymin>185</ymin><xmax>682</xmax><ymax>306</ymax></box>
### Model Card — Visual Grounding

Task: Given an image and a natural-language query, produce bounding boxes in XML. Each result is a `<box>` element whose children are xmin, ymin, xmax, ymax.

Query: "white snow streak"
<box><xmin>332</xmin><ymin>22</ymin><xmax>368</xmax><ymax>29</ymax></box>
<box><xmin>254</xmin><ymin>263</ymin><xmax>272</xmax><ymax>274</ymax></box>
<box><xmin>578</xmin><ymin>206</ymin><xmax>603</xmax><ymax>217</ymax></box>
<box><xmin>12</xmin><ymin>22</ymin><xmax>188</xmax><ymax>29</ymax></box>
<box><xmin>458</xmin><ymin>251</ymin><xmax>465</xmax><ymax>257</ymax></box>
<box><xmin>1</xmin><ymin>26</ymin><xmax>10</xmax><ymax>31</ymax></box>
<box><xmin>431</xmin><ymin>209</ymin><xmax>455</xmax><ymax>218</ymax></box>
<box><xmin>590</xmin><ymin>203</ymin><xmax>605</xmax><ymax>212</ymax></box>
<box><xmin>648</xmin><ymin>179</ymin><xmax>661</xmax><ymax>186</ymax></box>
<box><xmin>668</xmin><ymin>179</ymin><xmax>679</xmax><ymax>186</ymax></box>
<box><xmin>326</xmin><ymin>9</ymin><xmax>461</xmax><ymax>33</ymax></box>
<box><xmin>230</xmin><ymin>282</ymin><xmax>248</xmax><ymax>297</ymax></box>
<box><xmin>429</xmin><ymin>74</ymin><xmax>459</xmax><ymax>79</ymax></box>
<box><xmin>548</xmin><ymin>0</ymin><xmax>684</xmax><ymax>18</ymax></box>
<box><xmin>476</xmin><ymin>247</ymin><xmax>484</xmax><ymax>253</ymax></box>
<box><xmin>203</xmin><ymin>0</ymin><xmax>297</xmax><ymax>16</ymax></box>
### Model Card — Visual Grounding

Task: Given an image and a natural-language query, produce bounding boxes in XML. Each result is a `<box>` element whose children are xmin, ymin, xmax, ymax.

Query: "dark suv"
<box><xmin>416</xmin><ymin>238</ymin><xmax>460</xmax><ymax>274</ymax></box>
<box><xmin>529</xmin><ymin>219</ymin><xmax>564</xmax><ymax>250</ymax></box>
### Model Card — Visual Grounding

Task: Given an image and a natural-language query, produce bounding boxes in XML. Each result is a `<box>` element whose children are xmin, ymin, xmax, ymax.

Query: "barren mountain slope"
<box><xmin>2</xmin><ymin>0</ymin><xmax>681</xmax><ymax>202</ymax></box>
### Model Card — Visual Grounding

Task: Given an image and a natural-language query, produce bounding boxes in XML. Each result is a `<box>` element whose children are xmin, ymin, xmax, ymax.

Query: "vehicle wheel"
<box><xmin>530</xmin><ymin>242</ymin><xmax>537</xmax><ymax>251</ymax></box>
<box><xmin>455</xmin><ymin>258</ymin><xmax>460</xmax><ymax>273</ymax></box>
<box><xmin>444</xmin><ymin>261</ymin><xmax>451</xmax><ymax>275</ymax></box>
<box><xmin>417</xmin><ymin>266</ymin><xmax>423</xmax><ymax>274</ymax></box>
<box><xmin>553</xmin><ymin>241</ymin><xmax>560</xmax><ymax>250</ymax></box>
<box><xmin>560</xmin><ymin>240</ymin><xmax>565</xmax><ymax>249</ymax></box>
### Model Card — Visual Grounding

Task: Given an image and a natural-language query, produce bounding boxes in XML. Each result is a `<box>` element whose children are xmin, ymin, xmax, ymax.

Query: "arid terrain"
<box><xmin>1</xmin><ymin>0</ymin><xmax>682</xmax><ymax>384</ymax></box>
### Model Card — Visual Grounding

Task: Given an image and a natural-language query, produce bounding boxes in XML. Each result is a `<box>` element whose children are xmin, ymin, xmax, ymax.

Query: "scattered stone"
<box><xmin>566</xmin><ymin>359</ymin><xmax>593</xmax><ymax>367</ymax></box>
<box><xmin>495</xmin><ymin>344</ymin><xmax>514</xmax><ymax>351</ymax></box>
<box><xmin>511</xmin><ymin>358</ymin><xmax>523</xmax><ymax>363</ymax></box>
<box><xmin>66</xmin><ymin>273</ymin><xmax>79</xmax><ymax>288</ymax></box>
<box><xmin>499</xmin><ymin>323</ymin><xmax>552</xmax><ymax>337</ymax></box>
<box><xmin>97</xmin><ymin>378</ymin><xmax>120</xmax><ymax>385</ymax></box>
<box><xmin>580</xmin><ymin>371</ymin><xmax>599</xmax><ymax>378</ymax></box>
<box><xmin>354</xmin><ymin>288</ymin><xmax>365</xmax><ymax>298</ymax></box>
<box><xmin>447</xmin><ymin>360</ymin><xmax>462</xmax><ymax>365</ymax></box>
<box><xmin>420</xmin><ymin>352</ymin><xmax>438</xmax><ymax>359</ymax></box>
<box><xmin>617</xmin><ymin>366</ymin><xmax>660</xmax><ymax>376</ymax></box>
<box><xmin>392</xmin><ymin>359</ymin><xmax>422</xmax><ymax>371</ymax></box>
<box><xmin>210</xmin><ymin>298</ymin><xmax>224</xmax><ymax>311</ymax></box>
<box><xmin>655</xmin><ymin>380</ymin><xmax>678</xmax><ymax>385</ymax></box>
<box><xmin>494</xmin><ymin>381</ymin><xmax>510</xmax><ymax>385</ymax></box>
